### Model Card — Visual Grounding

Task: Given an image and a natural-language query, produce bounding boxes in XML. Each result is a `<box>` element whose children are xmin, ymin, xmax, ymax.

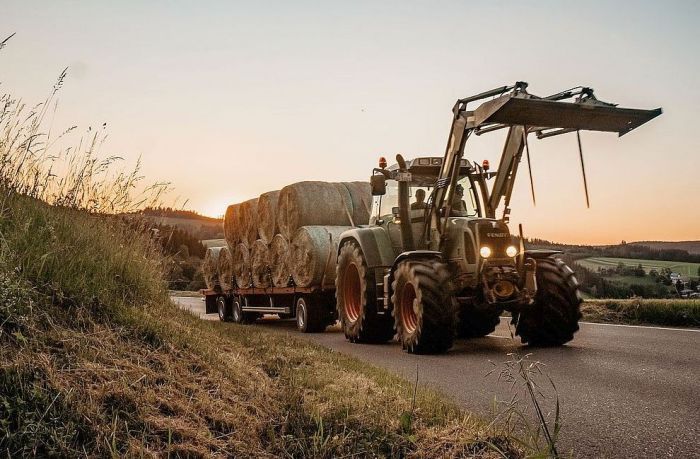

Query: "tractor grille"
<box><xmin>477</xmin><ymin>221</ymin><xmax>513</xmax><ymax>258</ymax></box>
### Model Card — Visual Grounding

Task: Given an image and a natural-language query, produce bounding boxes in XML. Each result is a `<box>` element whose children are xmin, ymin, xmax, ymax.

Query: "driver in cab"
<box><xmin>411</xmin><ymin>189</ymin><xmax>427</xmax><ymax>210</ymax></box>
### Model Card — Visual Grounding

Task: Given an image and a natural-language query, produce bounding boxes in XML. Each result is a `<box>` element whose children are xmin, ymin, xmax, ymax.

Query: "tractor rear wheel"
<box><xmin>336</xmin><ymin>240</ymin><xmax>394</xmax><ymax>343</ymax></box>
<box><xmin>513</xmin><ymin>257</ymin><xmax>582</xmax><ymax>346</ymax></box>
<box><xmin>391</xmin><ymin>259</ymin><xmax>458</xmax><ymax>354</ymax></box>
<box><xmin>458</xmin><ymin>304</ymin><xmax>502</xmax><ymax>338</ymax></box>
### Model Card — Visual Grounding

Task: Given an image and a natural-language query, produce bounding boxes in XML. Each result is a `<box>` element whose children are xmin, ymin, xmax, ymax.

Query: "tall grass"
<box><xmin>1</xmin><ymin>40</ymin><xmax>168</xmax><ymax>213</ymax></box>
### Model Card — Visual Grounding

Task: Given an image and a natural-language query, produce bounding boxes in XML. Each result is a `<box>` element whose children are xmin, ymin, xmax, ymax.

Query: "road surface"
<box><xmin>173</xmin><ymin>296</ymin><xmax>699</xmax><ymax>458</ymax></box>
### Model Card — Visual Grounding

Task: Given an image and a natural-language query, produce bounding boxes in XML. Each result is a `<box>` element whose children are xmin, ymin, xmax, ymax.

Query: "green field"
<box><xmin>577</xmin><ymin>257</ymin><xmax>700</xmax><ymax>278</ymax></box>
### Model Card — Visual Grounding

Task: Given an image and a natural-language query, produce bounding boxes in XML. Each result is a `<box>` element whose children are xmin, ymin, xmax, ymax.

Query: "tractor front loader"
<box><xmin>336</xmin><ymin>82</ymin><xmax>661</xmax><ymax>353</ymax></box>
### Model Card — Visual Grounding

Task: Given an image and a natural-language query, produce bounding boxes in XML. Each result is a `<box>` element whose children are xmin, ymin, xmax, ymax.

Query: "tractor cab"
<box><xmin>370</xmin><ymin>157</ymin><xmax>481</xmax><ymax>225</ymax></box>
<box><xmin>369</xmin><ymin>157</ymin><xmax>485</xmax><ymax>250</ymax></box>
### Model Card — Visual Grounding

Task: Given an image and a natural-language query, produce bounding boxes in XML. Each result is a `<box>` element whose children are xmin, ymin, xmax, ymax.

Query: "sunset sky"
<box><xmin>3</xmin><ymin>1</ymin><xmax>698</xmax><ymax>244</ymax></box>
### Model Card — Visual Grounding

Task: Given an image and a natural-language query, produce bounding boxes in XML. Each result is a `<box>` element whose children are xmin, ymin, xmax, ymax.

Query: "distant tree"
<box><xmin>634</xmin><ymin>263</ymin><xmax>645</xmax><ymax>277</ymax></box>
<box><xmin>690</xmin><ymin>279</ymin><xmax>698</xmax><ymax>291</ymax></box>
<box><xmin>649</xmin><ymin>268</ymin><xmax>659</xmax><ymax>280</ymax></box>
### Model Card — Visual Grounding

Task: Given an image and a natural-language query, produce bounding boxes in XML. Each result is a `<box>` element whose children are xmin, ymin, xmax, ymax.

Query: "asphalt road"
<box><xmin>172</xmin><ymin>296</ymin><xmax>699</xmax><ymax>458</ymax></box>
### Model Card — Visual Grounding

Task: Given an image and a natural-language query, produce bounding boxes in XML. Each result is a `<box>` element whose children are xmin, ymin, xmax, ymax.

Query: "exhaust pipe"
<box><xmin>396</xmin><ymin>154</ymin><xmax>415</xmax><ymax>251</ymax></box>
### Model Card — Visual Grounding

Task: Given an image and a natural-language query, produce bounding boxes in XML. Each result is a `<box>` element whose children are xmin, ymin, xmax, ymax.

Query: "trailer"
<box><xmin>201</xmin><ymin>285</ymin><xmax>337</xmax><ymax>333</ymax></box>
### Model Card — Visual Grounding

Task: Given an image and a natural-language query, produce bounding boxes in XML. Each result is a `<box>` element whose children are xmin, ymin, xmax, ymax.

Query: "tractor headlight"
<box><xmin>506</xmin><ymin>245</ymin><xmax>518</xmax><ymax>258</ymax></box>
<box><xmin>479</xmin><ymin>246</ymin><xmax>492</xmax><ymax>258</ymax></box>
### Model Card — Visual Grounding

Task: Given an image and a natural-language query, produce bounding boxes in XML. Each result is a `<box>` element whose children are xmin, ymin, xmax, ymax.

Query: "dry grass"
<box><xmin>581</xmin><ymin>299</ymin><xmax>700</xmax><ymax>327</ymax></box>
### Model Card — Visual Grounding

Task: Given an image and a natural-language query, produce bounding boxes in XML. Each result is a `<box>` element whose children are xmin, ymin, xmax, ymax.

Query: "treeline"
<box><xmin>141</xmin><ymin>206</ymin><xmax>222</xmax><ymax>223</ymax></box>
<box><xmin>150</xmin><ymin>224</ymin><xmax>206</xmax><ymax>290</ymax></box>
<box><xmin>153</xmin><ymin>224</ymin><xmax>206</xmax><ymax>258</ymax></box>
<box><xmin>527</xmin><ymin>238</ymin><xmax>700</xmax><ymax>263</ymax></box>
<box><xmin>564</xmin><ymin>256</ymin><xmax>672</xmax><ymax>299</ymax></box>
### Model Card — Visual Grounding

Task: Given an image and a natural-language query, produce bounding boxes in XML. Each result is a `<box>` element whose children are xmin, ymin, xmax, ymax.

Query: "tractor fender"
<box><xmin>337</xmin><ymin>226</ymin><xmax>396</xmax><ymax>270</ymax></box>
<box><xmin>386</xmin><ymin>250</ymin><xmax>444</xmax><ymax>304</ymax></box>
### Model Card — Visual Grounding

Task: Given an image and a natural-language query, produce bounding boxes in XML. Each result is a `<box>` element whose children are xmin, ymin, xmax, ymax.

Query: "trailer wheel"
<box><xmin>231</xmin><ymin>298</ymin><xmax>243</xmax><ymax>323</ymax></box>
<box><xmin>235</xmin><ymin>296</ymin><xmax>259</xmax><ymax>324</ymax></box>
<box><xmin>217</xmin><ymin>295</ymin><xmax>232</xmax><ymax>322</ymax></box>
<box><xmin>296</xmin><ymin>296</ymin><xmax>326</xmax><ymax>333</ymax></box>
<box><xmin>392</xmin><ymin>259</ymin><xmax>457</xmax><ymax>354</ymax></box>
<box><xmin>336</xmin><ymin>240</ymin><xmax>394</xmax><ymax>343</ymax></box>
<box><xmin>513</xmin><ymin>257</ymin><xmax>582</xmax><ymax>346</ymax></box>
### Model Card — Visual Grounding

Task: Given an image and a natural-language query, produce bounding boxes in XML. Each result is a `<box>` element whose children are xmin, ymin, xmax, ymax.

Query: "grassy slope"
<box><xmin>0</xmin><ymin>194</ymin><xmax>522</xmax><ymax>458</ymax></box>
<box><xmin>581</xmin><ymin>299</ymin><xmax>700</xmax><ymax>327</ymax></box>
<box><xmin>577</xmin><ymin>256</ymin><xmax>700</xmax><ymax>278</ymax></box>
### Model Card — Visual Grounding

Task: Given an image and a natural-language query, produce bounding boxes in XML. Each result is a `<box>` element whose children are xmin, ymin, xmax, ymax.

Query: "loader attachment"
<box><xmin>472</xmin><ymin>94</ymin><xmax>661</xmax><ymax>137</ymax></box>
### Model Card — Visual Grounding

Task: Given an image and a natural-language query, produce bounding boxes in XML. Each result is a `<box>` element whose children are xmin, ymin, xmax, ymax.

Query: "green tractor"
<box><xmin>335</xmin><ymin>82</ymin><xmax>661</xmax><ymax>353</ymax></box>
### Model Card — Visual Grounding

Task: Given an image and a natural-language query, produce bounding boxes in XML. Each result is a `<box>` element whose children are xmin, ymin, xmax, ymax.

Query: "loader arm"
<box><xmin>427</xmin><ymin>82</ymin><xmax>661</xmax><ymax>236</ymax></box>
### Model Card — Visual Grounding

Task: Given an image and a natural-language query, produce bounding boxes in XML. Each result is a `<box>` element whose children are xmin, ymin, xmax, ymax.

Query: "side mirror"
<box><xmin>370</xmin><ymin>174</ymin><xmax>386</xmax><ymax>196</ymax></box>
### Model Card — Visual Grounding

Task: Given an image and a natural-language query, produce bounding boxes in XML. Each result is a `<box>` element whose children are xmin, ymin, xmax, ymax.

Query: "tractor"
<box><xmin>335</xmin><ymin>82</ymin><xmax>661</xmax><ymax>353</ymax></box>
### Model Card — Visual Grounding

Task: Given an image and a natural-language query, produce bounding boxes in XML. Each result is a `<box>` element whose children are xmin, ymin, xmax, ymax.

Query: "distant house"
<box><xmin>670</xmin><ymin>272</ymin><xmax>682</xmax><ymax>282</ymax></box>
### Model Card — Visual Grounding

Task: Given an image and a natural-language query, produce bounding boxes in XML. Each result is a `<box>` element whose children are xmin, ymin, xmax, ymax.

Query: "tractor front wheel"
<box><xmin>458</xmin><ymin>304</ymin><xmax>502</xmax><ymax>338</ymax></box>
<box><xmin>513</xmin><ymin>257</ymin><xmax>582</xmax><ymax>346</ymax></box>
<box><xmin>391</xmin><ymin>259</ymin><xmax>458</xmax><ymax>354</ymax></box>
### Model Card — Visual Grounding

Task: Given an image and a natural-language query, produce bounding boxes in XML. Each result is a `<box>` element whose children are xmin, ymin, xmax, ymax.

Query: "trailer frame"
<box><xmin>200</xmin><ymin>284</ymin><xmax>338</xmax><ymax>333</ymax></box>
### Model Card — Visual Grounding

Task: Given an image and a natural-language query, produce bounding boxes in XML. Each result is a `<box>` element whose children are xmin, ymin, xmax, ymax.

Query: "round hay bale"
<box><xmin>223</xmin><ymin>203</ymin><xmax>243</xmax><ymax>248</ymax></box>
<box><xmin>342</xmin><ymin>181</ymin><xmax>371</xmax><ymax>225</ymax></box>
<box><xmin>217</xmin><ymin>246</ymin><xmax>234</xmax><ymax>291</ymax></box>
<box><xmin>257</xmin><ymin>190</ymin><xmax>280</xmax><ymax>244</ymax></box>
<box><xmin>202</xmin><ymin>246</ymin><xmax>223</xmax><ymax>290</ymax></box>
<box><xmin>232</xmin><ymin>242</ymin><xmax>251</xmax><ymax>288</ymax></box>
<box><xmin>277</xmin><ymin>182</ymin><xmax>354</xmax><ymax>239</ymax></box>
<box><xmin>269</xmin><ymin>234</ymin><xmax>291</xmax><ymax>287</ymax></box>
<box><xmin>290</xmin><ymin>226</ymin><xmax>352</xmax><ymax>288</ymax></box>
<box><xmin>250</xmin><ymin>239</ymin><xmax>271</xmax><ymax>288</ymax></box>
<box><xmin>240</xmin><ymin>198</ymin><xmax>259</xmax><ymax>246</ymax></box>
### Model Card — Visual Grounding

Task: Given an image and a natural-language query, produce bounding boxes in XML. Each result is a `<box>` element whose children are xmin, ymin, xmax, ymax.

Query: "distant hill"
<box><xmin>630</xmin><ymin>241</ymin><xmax>700</xmax><ymax>255</ymax></box>
<box><xmin>526</xmin><ymin>238</ymin><xmax>700</xmax><ymax>263</ymax></box>
<box><xmin>127</xmin><ymin>207</ymin><xmax>224</xmax><ymax>240</ymax></box>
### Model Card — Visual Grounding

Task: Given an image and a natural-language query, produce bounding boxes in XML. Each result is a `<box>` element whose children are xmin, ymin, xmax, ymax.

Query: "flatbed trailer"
<box><xmin>201</xmin><ymin>285</ymin><xmax>338</xmax><ymax>333</ymax></box>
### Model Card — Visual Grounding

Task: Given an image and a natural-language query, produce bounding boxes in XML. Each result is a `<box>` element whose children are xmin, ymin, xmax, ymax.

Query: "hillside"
<box><xmin>0</xmin><ymin>195</ymin><xmax>523</xmax><ymax>457</ymax></box>
<box><xmin>630</xmin><ymin>241</ymin><xmax>700</xmax><ymax>255</ymax></box>
<box><xmin>135</xmin><ymin>208</ymin><xmax>224</xmax><ymax>240</ymax></box>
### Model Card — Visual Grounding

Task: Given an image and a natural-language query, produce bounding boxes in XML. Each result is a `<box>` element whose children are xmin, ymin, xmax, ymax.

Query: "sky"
<box><xmin>2</xmin><ymin>0</ymin><xmax>699</xmax><ymax>244</ymax></box>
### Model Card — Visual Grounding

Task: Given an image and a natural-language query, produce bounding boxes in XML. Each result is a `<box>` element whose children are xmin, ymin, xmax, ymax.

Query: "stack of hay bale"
<box><xmin>213</xmin><ymin>181</ymin><xmax>370</xmax><ymax>290</ymax></box>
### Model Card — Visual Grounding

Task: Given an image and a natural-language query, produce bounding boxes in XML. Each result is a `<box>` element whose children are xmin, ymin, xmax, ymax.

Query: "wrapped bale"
<box><xmin>202</xmin><ymin>246</ymin><xmax>223</xmax><ymax>290</ymax></box>
<box><xmin>251</xmin><ymin>239</ymin><xmax>271</xmax><ymax>287</ymax></box>
<box><xmin>217</xmin><ymin>246</ymin><xmax>235</xmax><ymax>291</ymax></box>
<box><xmin>269</xmin><ymin>234</ymin><xmax>291</xmax><ymax>287</ymax></box>
<box><xmin>223</xmin><ymin>203</ymin><xmax>243</xmax><ymax>248</ymax></box>
<box><xmin>290</xmin><ymin>226</ymin><xmax>352</xmax><ymax>288</ymax></box>
<box><xmin>277</xmin><ymin>181</ymin><xmax>354</xmax><ymax>239</ymax></box>
<box><xmin>232</xmin><ymin>242</ymin><xmax>252</xmax><ymax>288</ymax></box>
<box><xmin>257</xmin><ymin>190</ymin><xmax>280</xmax><ymax>244</ymax></box>
<box><xmin>342</xmin><ymin>181</ymin><xmax>371</xmax><ymax>226</ymax></box>
<box><xmin>240</xmin><ymin>198</ymin><xmax>259</xmax><ymax>246</ymax></box>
